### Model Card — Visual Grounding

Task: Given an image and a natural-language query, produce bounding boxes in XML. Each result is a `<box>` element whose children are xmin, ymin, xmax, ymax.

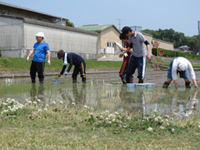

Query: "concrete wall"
<box><xmin>23</xmin><ymin>23</ymin><xmax>98</xmax><ymax>59</ymax></box>
<box><xmin>0</xmin><ymin>17</ymin><xmax>24</xmax><ymax>57</ymax></box>
<box><xmin>0</xmin><ymin>15</ymin><xmax>98</xmax><ymax>60</ymax></box>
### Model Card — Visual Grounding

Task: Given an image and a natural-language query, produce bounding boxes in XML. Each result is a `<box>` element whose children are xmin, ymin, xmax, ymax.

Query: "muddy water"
<box><xmin>0</xmin><ymin>73</ymin><xmax>200</xmax><ymax>119</ymax></box>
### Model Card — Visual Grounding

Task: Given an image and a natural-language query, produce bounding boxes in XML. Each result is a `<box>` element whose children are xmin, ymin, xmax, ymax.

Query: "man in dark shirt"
<box><xmin>57</xmin><ymin>50</ymin><xmax>86</xmax><ymax>83</ymax></box>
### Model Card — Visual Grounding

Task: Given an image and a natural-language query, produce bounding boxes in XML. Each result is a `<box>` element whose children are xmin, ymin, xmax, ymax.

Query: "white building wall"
<box><xmin>0</xmin><ymin>17</ymin><xmax>24</xmax><ymax>57</ymax></box>
<box><xmin>23</xmin><ymin>23</ymin><xmax>98</xmax><ymax>59</ymax></box>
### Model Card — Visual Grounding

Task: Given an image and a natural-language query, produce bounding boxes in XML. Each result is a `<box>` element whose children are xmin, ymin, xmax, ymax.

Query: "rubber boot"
<box><xmin>82</xmin><ymin>78</ymin><xmax>86</xmax><ymax>83</ymax></box>
<box><xmin>120</xmin><ymin>75</ymin><xmax>126</xmax><ymax>84</ymax></box>
<box><xmin>73</xmin><ymin>79</ymin><xmax>77</xmax><ymax>83</ymax></box>
<box><xmin>32</xmin><ymin>79</ymin><xmax>36</xmax><ymax>83</ymax></box>
<box><xmin>138</xmin><ymin>79</ymin><xmax>143</xmax><ymax>83</ymax></box>
<box><xmin>130</xmin><ymin>76</ymin><xmax>133</xmax><ymax>83</ymax></box>
<box><xmin>163</xmin><ymin>82</ymin><xmax>170</xmax><ymax>88</ymax></box>
<box><xmin>185</xmin><ymin>81</ymin><xmax>191</xmax><ymax>88</ymax></box>
<box><xmin>126</xmin><ymin>75</ymin><xmax>131</xmax><ymax>83</ymax></box>
<box><xmin>39</xmin><ymin>78</ymin><xmax>44</xmax><ymax>84</ymax></box>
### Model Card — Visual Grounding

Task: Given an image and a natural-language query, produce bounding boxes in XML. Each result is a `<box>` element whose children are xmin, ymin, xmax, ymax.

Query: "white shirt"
<box><xmin>172</xmin><ymin>57</ymin><xmax>196</xmax><ymax>80</ymax></box>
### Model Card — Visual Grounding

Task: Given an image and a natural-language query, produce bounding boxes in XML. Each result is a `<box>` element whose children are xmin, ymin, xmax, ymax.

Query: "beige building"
<box><xmin>77</xmin><ymin>24</ymin><xmax>174</xmax><ymax>54</ymax></box>
<box><xmin>77</xmin><ymin>24</ymin><xmax>121</xmax><ymax>53</ymax></box>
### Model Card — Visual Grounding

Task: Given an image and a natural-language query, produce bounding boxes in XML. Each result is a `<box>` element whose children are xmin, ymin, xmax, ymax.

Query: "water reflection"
<box><xmin>30</xmin><ymin>83</ymin><xmax>45</xmax><ymax>101</ymax></box>
<box><xmin>0</xmin><ymin>80</ymin><xmax>199</xmax><ymax>119</ymax></box>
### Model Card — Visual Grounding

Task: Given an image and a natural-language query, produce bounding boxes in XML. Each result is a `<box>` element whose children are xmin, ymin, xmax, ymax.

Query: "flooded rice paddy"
<box><xmin>0</xmin><ymin>72</ymin><xmax>199</xmax><ymax>119</ymax></box>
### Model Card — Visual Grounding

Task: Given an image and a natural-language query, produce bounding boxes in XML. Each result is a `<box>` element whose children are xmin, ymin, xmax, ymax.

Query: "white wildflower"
<box><xmin>44</xmin><ymin>108</ymin><xmax>48</xmax><ymax>111</ymax></box>
<box><xmin>28</xmin><ymin>101</ymin><xmax>32</xmax><ymax>105</ymax></box>
<box><xmin>8</xmin><ymin>106</ymin><xmax>11</xmax><ymax>110</ymax></box>
<box><xmin>2</xmin><ymin>102</ymin><xmax>7</xmax><ymax>106</ymax></box>
<box><xmin>38</xmin><ymin>109</ymin><xmax>42</xmax><ymax>112</ymax></box>
<box><xmin>52</xmin><ymin>101</ymin><xmax>56</xmax><ymax>105</ymax></box>
<box><xmin>107</xmin><ymin>121</ymin><xmax>112</xmax><ymax>124</ymax></box>
<box><xmin>112</xmin><ymin>118</ymin><xmax>115</xmax><ymax>122</ymax></box>
<box><xmin>84</xmin><ymin>105</ymin><xmax>88</xmax><ymax>109</ymax></box>
<box><xmin>72</xmin><ymin>102</ymin><xmax>75</xmax><ymax>105</ymax></box>
<box><xmin>11</xmin><ymin>99</ymin><xmax>15</xmax><ymax>103</ymax></box>
<box><xmin>45</xmin><ymin>104</ymin><xmax>49</xmax><ymax>107</ymax></box>
<box><xmin>89</xmin><ymin>112</ymin><xmax>93</xmax><ymax>116</ymax></box>
<box><xmin>108</xmin><ymin>114</ymin><xmax>115</xmax><ymax>118</ymax></box>
<box><xmin>157</xmin><ymin>116</ymin><xmax>162</xmax><ymax>120</ymax></box>
<box><xmin>25</xmin><ymin>98</ymin><xmax>29</xmax><ymax>103</ymax></box>
<box><xmin>37</xmin><ymin>99</ymin><xmax>41</xmax><ymax>103</ymax></box>
<box><xmin>154</xmin><ymin>118</ymin><xmax>158</xmax><ymax>122</ymax></box>
<box><xmin>165</xmin><ymin>119</ymin><xmax>169</xmax><ymax>122</ymax></box>
<box><xmin>127</xmin><ymin>117</ymin><xmax>131</xmax><ymax>121</ymax></box>
<box><xmin>147</xmin><ymin>127</ymin><xmax>153</xmax><ymax>132</ymax></box>
<box><xmin>114</xmin><ymin>112</ymin><xmax>119</xmax><ymax>115</ymax></box>
<box><xmin>171</xmin><ymin>128</ymin><xmax>175</xmax><ymax>133</ymax></box>
<box><xmin>154</xmin><ymin>109</ymin><xmax>158</xmax><ymax>114</ymax></box>
<box><xmin>33</xmin><ymin>101</ymin><xmax>37</xmax><ymax>106</ymax></box>
<box><xmin>90</xmin><ymin>108</ymin><xmax>94</xmax><ymax>111</ymax></box>
<box><xmin>160</xmin><ymin>126</ymin><xmax>165</xmax><ymax>129</ymax></box>
<box><xmin>198</xmin><ymin>125</ymin><xmax>200</xmax><ymax>129</ymax></box>
<box><xmin>105</xmin><ymin>110</ymin><xmax>109</xmax><ymax>113</ymax></box>
<box><xmin>164</xmin><ymin>115</ymin><xmax>169</xmax><ymax>119</ymax></box>
<box><xmin>59</xmin><ymin>101</ymin><xmax>63</xmax><ymax>104</ymax></box>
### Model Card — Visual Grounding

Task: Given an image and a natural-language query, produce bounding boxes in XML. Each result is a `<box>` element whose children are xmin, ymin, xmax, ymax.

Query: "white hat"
<box><xmin>178</xmin><ymin>63</ymin><xmax>187</xmax><ymax>71</ymax></box>
<box><xmin>36</xmin><ymin>32</ymin><xmax>45</xmax><ymax>40</ymax></box>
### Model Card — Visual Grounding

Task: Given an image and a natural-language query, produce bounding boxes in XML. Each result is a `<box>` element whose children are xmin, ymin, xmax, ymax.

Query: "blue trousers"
<box><xmin>125</xmin><ymin>55</ymin><xmax>146</xmax><ymax>83</ymax></box>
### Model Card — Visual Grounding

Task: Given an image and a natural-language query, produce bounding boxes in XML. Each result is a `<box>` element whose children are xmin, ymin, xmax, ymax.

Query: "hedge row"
<box><xmin>152</xmin><ymin>48</ymin><xmax>200</xmax><ymax>60</ymax></box>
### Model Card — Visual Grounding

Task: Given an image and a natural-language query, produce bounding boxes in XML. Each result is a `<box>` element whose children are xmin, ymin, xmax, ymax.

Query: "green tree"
<box><xmin>66</xmin><ymin>20</ymin><xmax>74</xmax><ymax>27</ymax></box>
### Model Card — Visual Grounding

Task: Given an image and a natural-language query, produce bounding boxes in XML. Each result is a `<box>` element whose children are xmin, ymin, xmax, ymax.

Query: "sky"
<box><xmin>2</xmin><ymin>0</ymin><xmax>200</xmax><ymax>36</ymax></box>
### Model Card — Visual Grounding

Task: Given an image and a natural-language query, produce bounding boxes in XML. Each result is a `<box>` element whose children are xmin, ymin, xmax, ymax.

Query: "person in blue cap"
<box><xmin>57</xmin><ymin>49</ymin><xmax>86</xmax><ymax>83</ymax></box>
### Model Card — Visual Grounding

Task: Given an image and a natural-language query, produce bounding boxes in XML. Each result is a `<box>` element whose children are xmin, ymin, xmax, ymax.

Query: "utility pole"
<box><xmin>116</xmin><ymin>19</ymin><xmax>121</xmax><ymax>30</ymax></box>
<box><xmin>198</xmin><ymin>21</ymin><xmax>200</xmax><ymax>55</ymax></box>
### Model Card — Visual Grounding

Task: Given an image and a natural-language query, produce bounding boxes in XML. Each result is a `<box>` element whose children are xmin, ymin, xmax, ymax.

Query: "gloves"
<box><xmin>48</xmin><ymin>60</ymin><xmax>51</xmax><ymax>66</ymax></box>
<box><xmin>64</xmin><ymin>71</ymin><xmax>68</xmax><ymax>76</ymax></box>
<box><xmin>26</xmin><ymin>56</ymin><xmax>29</xmax><ymax>62</ymax></box>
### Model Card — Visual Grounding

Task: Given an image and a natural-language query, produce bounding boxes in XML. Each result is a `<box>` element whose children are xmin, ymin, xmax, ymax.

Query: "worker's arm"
<box><xmin>187</xmin><ymin>61</ymin><xmax>199</xmax><ymax>88</ymax></box>
<box><xmin>172</xmin><ymin>61</ymin><xmax>178</xmax><ymax>88</ymax></box>
<box><xmin>46</xmin><ymin>50</ymin><xmax>51</xmax><ymax>66</ymax></box>
<box><xmin>27</xmin><ymin>48</ymin><xmax>35</xmax><ymax>58</ymax></box>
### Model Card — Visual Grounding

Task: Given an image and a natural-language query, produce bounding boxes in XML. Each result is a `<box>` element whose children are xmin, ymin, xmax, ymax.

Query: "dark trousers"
<box><xmin>126</xmin><ymin>55</ymin><xmax>146</xmax><ymax>83</ymax></box>
<box><xmin>72</xmin><ymin>61</ymin><xmax>86</xmax><ymax>80</ymax></box>
<box><xmin>30</xmin><ymin>61</ymin><xmax>45</xmax><ymax>83</ymax></box>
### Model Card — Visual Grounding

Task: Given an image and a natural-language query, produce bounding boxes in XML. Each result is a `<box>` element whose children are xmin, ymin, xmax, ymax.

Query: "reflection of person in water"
<box><xmin>30</xmin><ymin>83</ymin><xmax>44</xmax><ymax>101</ymax></box>
<box><xmin>119</xmin><ymin>85</ymin><xmax>144</xmax><ymax>113</ymax></box>
<box><xmin>58</xmin><ymin>84</ymin><xmax>86</xmax><ymax>105</ymax></box>
<box><xmin>185</xmin><ymin>90</ymin><xmax>199</xmax><ymax>117</ymax></box>
<box><xmin>72</xmin><ymin>83</ymin><xmax>86</xmax><ymax>105</ymax></box>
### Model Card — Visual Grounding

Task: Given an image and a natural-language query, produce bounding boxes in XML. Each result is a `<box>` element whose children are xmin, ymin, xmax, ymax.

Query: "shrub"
<box><xmin>152</xmin><ymin>48</ymin><xmax>200</xmax><ymax>60</ymax></box>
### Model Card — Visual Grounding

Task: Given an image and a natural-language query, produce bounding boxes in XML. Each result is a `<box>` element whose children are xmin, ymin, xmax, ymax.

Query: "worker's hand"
<box><xmin>58</xmin><ymin>74</ymin><xmax>62</xmax><ymax>78</ymax></box>
<box><xmin>48</xmin><ymin>60</ymin><xmax>51</xmax><ymax>66</ymax></box>
<box><xmin>147</xmin><ymin>54</ymin><xmax>151</xmax><ymax>61</ymax></box>
<box><xmin>64</xmin><ymin>71</ymin><xmax>68</xmax><ymax>76</ymax></box>
<box><xmin>195</xmin><ymin>84</ymin><xmax>199</xmax><ymax>88</ymax></box>
<box><xmin>26</xmin><ymin>56</ymin><xmax>29</xmax><ymax>63</ymax></box>
<box><xmin>119</xmin><ymin>53</ymin><xmax>124</xmax><ymax>58</ymax></box>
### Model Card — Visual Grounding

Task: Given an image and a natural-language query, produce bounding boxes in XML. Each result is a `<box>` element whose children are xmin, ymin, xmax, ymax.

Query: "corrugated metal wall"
<box><xmin>0</xmin><ymin>17</ymin><xmax>24</xmax><ymax>57</ymax></box>
<box><xmin>24</xmin><ymin>23</ymin><xmax>98</xmax><ymax>59</ymax></box>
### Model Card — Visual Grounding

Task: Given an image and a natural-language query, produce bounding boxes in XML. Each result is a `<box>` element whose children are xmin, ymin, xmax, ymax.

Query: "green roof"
<box><xmin>76</xmin><ymin>24</ymin><xmax>116</xmax><ymax>31</ymax></box>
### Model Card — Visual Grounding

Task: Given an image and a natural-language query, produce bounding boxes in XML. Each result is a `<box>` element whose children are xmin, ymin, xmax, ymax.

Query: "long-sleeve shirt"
<box><xmin>60</xmin><ymin>52</ymin><xmax>84</xmax><ymax>74</ymax></box>
<box><xmin>172</xmin><ymin>57</ymin><xmax>196</xmax><ymax>80</ymax></box>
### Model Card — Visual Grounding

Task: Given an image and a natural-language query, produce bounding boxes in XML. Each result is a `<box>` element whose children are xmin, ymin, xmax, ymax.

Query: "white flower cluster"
<box><xmin>0</xmin><ymin>98</ymin><xmax>24</xmax><ymax>115</ymax></box>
